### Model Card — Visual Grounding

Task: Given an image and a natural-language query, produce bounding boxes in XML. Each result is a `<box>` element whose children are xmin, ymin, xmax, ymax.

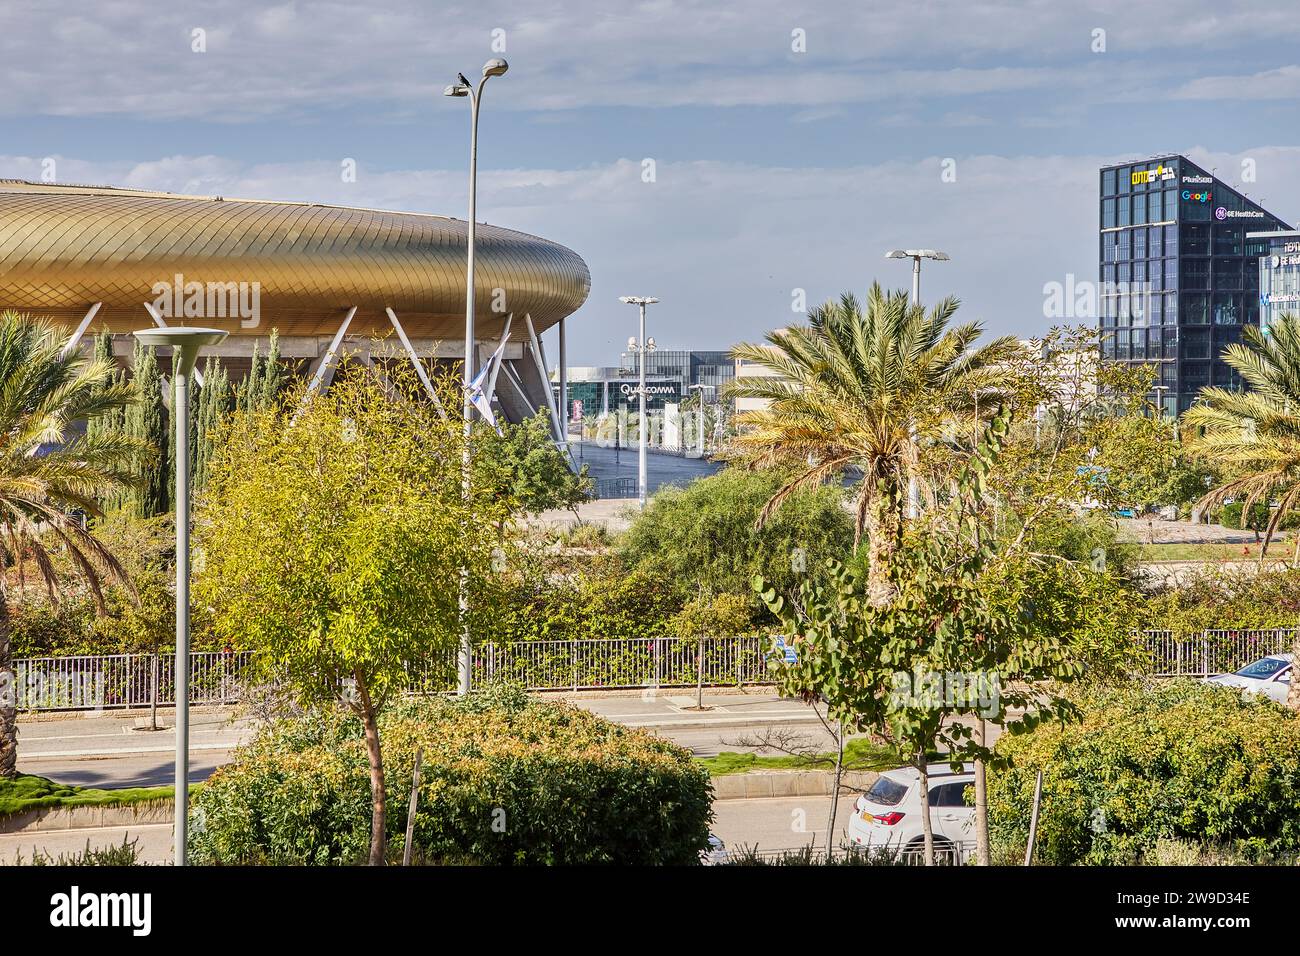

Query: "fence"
<box><xmin>592</xmin><ymin>476</ymin><xmax>637</xmax><ymax>499</ymax></box>
<box><xmin>8</xmin><ymin>630</ymin><xmax>1296</xmax><ymax>713</ymax></box>
<box><xmin>1141</xmin><ymin>628</ymin><xmax>1295</xmax><ymax>677</ymax></box>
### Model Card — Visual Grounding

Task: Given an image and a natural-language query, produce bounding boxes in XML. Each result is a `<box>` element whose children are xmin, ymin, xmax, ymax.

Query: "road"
<box><xmin>5</xmin><ymin>690</ymin><xmax>848</xmax><ymax>864</ymax></box>
<box><xmin>14</xmin><ymin>690</ymin><xmax>828</xmax><ymax>788</ymax></box>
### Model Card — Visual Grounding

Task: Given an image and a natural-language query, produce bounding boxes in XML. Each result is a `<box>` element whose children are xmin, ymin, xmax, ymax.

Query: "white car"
<box><xmin>846</xmin><ymin>763</ymin><xmax>975</xmax><ymax>863</ymax></box>
<box><xmin>1204</xmin><ymin>654</ymin><xmax>1293</xmax><ymax>704</ymax></box>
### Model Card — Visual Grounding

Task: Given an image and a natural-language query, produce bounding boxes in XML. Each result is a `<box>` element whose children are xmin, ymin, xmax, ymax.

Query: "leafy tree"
<box><xmin>196</xmin><ymin>366</ymin><xmax>505</xmax><ymax>864</ymax></box>
<box><xmin>472</xmin><ymin>411</ymin><xmax>592</xmax><ymax>523</ymax></box>
<box><xmin>123</xmin><ymin>339</ymin><xmax>168</xmax><ymax>518</ymax></box>
<box><xmin>1092</xmin><ymin>410</ymin><xmax>1208</xmax><ymax>517</ymax></box>
<box><xmin>0</xmin><ymin>313</ymin><xmax>143</xmax><ymax>777</ymax></box>
<box><xmin>728</xmin><ymin>284</ymin><xmax>1021</xmax><ymax>606</ymax></box>
<box><xmin>1182</xmin><ymin>316</ymin><xmax>1300</xmax><ymax>708</ymax></box>
<box><xmin>754</xmin><ymin>409</ymin><xmax>1081</xmax><ymax>864</ymax></box>
<box><xmin>669</xmin><ymin>592</ymin><xmax>752</xmax><ymax>709</ymax></box>
<box><xmin>619</xmin><ymin>466</ymin><xmax>854</xmax><ymax>608</ymax></box>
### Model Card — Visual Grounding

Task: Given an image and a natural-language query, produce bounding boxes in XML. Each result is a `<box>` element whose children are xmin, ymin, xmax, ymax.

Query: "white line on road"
<box><xmin>20</xmin><ymin>743</ymin><xmax>240</xmax><ymax>759</ymax></box>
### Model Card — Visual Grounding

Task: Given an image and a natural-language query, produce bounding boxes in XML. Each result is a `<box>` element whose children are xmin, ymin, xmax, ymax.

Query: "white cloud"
<box><xmin>10</xmin><ymin>146</ymin><xmax>1300</xmax><ymax>363</ymax></box>
<box><xmin>2</xmin><ymin>0</ymin><xmax>1296</xmax><ymax>119</ymax></box>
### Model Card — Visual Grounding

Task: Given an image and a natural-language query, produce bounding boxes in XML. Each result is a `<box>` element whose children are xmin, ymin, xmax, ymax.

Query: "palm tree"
<box><xmin>726</xmin><ymin>284</ymin><xmax>1021</xmax><ymax>607</ymax></box>
<box><xmin>1182</xmin><ymin>315</ymin><xmax>1300</xmax><ymax>712</ymax></box>
<box><xmin>0</xmin><ymin>312</ymin><xmax>143</xmax><ymax>777</ymax></box>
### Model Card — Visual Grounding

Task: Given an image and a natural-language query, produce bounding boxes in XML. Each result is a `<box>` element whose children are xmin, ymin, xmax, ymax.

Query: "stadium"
<box><xmin>0</xmin><ymin>179</ymin><xmax>590</xmax><ymax>427</ymax></box>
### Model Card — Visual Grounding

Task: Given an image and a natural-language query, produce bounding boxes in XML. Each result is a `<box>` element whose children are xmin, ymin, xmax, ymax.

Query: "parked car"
<box><xmin>846</xmin><ymin>763</ymin><xmax>975</xmax><ymax>862</ymax></box>
<box><xmin>1204</xmin><ymin>654</ymin><xmax>1294</xmax><ymax>704</ymax></box>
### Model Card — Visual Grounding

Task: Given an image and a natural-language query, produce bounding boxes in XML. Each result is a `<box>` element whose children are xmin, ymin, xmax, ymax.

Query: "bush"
<box><xmin>618</xmin><ymin>466</ymin><xmax>854</xmax><ymax>607</ymax></box>
<box><xmin>190</xmin><ymin>689</ymin><xmax>713</xmax><ymax>865</ymax></box>
<box><xmin>988</xmin><ymin>679</ymin><xmax>1300</xmax><ymax>865</ymax></box>
<box><xmin>1218</xmin><ymin>501</ymin><xmax>1269</xmax><ymax>531</ymax></box>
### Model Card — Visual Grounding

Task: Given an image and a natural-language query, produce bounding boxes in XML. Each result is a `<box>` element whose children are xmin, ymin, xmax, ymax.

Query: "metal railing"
<box><xmin>1141</xmin><ymin>627</ymin><xmax>1295</xmax><ymax>677</ymax></box>
<box><xmin>9</xmin><ymin>629</ymin><xmax>1295</xmax><ymax>712</ymax></box>
<box><xmin>592</xmin><ymin>476</ymin><xmax>637</xmax><ymax>499</ymax></box>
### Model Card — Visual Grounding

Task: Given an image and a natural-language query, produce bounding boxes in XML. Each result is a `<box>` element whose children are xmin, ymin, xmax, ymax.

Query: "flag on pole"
<box><xmin>468</xmin><ymin>337</ymin><xmax>509</xmax><ymax>432</ymax></box>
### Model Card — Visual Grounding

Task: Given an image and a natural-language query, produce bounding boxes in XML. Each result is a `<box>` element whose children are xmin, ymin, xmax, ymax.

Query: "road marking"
<box><xmin>20</xmin><ymin>743</ymin><xmax>240</xmax><ymax>759</ymax></box>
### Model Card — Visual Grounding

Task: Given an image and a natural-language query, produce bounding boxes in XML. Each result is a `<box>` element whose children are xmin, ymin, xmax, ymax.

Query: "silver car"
<box><xmin>1204</xmin><ymin>654</ymin><xmax>1294</xmax><ymax>704</ymax></box>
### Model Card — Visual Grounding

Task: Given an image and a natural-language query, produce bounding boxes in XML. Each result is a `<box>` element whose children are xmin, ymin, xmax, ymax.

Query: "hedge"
<box><xmin>988</xmin><ymin>679</ymin><xmax>1300</xmax><ymax>865</ymax></box>
<box><xmin>189</xmin><ymin>687</ymin><xmax>713</xmax><ymax>865</ymax></box>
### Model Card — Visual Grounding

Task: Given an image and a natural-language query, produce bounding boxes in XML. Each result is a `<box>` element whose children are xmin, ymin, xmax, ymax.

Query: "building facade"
<box><xmin>1253</xmin><ymin>229</ymin><xmax>1300</xmax><ymax>334</ymax></box>
<box><xmin>0</xmin><ymin>180</ymin><xmax>590</xmax><ymax>428</ymax></box>
<box><xmin>1098</xmin><ymin>155</ymin><xmax>1290</xmax><ymax>414</ymax></box>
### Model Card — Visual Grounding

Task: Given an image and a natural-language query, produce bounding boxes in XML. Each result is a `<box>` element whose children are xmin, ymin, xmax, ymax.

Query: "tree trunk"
<box><xmin>354</xmin><ymin>672</ymin><xmax>386</xmax><ymax>866</ymax></box>
<box><xmin>824</xmin><ymin>720</ymin><xmax>845</xmax><ymax>862</ymax></box>
<box><xmin>696</xmin><ymin>640</ymin><xmax>705</xmax><ymax>710</ymax></box>
<box><xmin>917</xmin><ymin>757</ymin><xmax>935</xmax><ymax>866</ymax></box>
<box><xmin>862</xmin><ymin>479</ymin><xmax>902</xmax><ymax>609</ymax></box>
<box><xmin>0</xmin><ymin>598</ymin><xmax>15</xmax><ymax>778</ymax></box>
<box><xmin>974</xmin><ymin>720</ymin><xmax>990</xmax><ymax>865</ymax></box>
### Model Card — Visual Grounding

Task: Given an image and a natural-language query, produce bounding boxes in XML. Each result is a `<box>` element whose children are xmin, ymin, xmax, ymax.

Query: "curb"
<box><xmin>0</xmin><ymin>800</ymin><xmax>174</xmax><ymax>834</ymax></box>
<box><xmin>711</xmin><ymin>769</ymin><xmax>879</xmax><ymax>800</ymax></box>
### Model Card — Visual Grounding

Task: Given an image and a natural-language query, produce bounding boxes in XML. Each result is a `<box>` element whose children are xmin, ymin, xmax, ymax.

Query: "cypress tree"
<box><xmin>125</xmin><ymin>341</ymin><xmax>168</xmax><ymax>518</ymax></box>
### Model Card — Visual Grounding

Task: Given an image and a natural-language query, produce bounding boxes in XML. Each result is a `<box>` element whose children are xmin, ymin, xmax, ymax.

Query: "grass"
<box><xmin>1138</xmin><ymin>542</ymin><xmax>1295</xmax><ymax>562</ymax></box>
<box><xmin>0</xmin><ymin>773</ymin><xmax>179</xmax><ymax>817</ymax></box>
<box><xmin>698</xmin><ymin>738</ymin><xmax>897</xmax><ymax>776</ymax></box>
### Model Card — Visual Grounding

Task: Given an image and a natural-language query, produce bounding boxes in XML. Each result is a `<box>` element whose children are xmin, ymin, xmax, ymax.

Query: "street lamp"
<box><xmin>885</xmin><ymin>249</ymin><xmax>950</xmax><ymax>305</ymax></box>
<box><xmin>446</xmin><ymin>57</ymin><xmax>508</xmax><ymax>697</ymax></box>
<box><xmin>132</xmin><ymin>326</ymin><xmax>227</xmax><ymax>867</ymax></box>
<box><xmin>620</xmin><ymin>296</ymin><xmax>658</xmax><ymax>508</ymax></box>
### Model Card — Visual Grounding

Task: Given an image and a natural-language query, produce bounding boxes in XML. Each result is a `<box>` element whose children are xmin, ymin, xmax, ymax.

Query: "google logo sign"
<box><xmin>1182</xmin><ymin>189</ymin><xmax>1212</xmax><ymax>203</ymax></box>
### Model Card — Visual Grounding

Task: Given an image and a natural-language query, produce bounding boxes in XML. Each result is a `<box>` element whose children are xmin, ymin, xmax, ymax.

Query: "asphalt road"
<box><xmin>15</xmin><ymin>690</ymin><xmax>828</xmax><ymax>788</ymax></box>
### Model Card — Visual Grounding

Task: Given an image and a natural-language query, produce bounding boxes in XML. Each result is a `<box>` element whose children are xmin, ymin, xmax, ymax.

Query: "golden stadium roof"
<box><xmin>0</xmin><ymin>180</ymin><xmax>589</xmax><ymax>338</ymax></box>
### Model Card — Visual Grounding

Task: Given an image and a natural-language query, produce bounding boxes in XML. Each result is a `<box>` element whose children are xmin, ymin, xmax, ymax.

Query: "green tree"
<box><xmin>754</xmin><ymin>409</ymin><xmax>1081</xmax><ymax>864</ymax></box>
<box><xmin>618</xmin><ymin>466</ymin><xmax>854</xmax><ymax>608</ymax></box>
<box><xmin>669</xmin><ymin>592</ymin><xmax>752</xmax><ymax>709</ymax></box>
<box><xmin>1183</xmin><ymin>316</ymin><xmax>1300</xmax><ymax>709</ymax></box>
<box><xmin>196</xmin><ymin>367</ymin><xmax>505</xmax><ymax>864</ymax></box>
<box><xmin>472</xmin><ymin>411</ymin><xmax>592</xmax><ymax>523</ymax></box>
<box><xmin>123</xmin><ymin>339</ymin><xmax>168</xmax><ymax>517</ymax></box>
<box><xmin>728</xmin><ymin>284</ymin><xmax>1021</xmax><ymax>606</ymax></box>
<box><xmin>0</xmin><ymin>313</ymin><xmax>143</xmax><ymax>777</ymax></box>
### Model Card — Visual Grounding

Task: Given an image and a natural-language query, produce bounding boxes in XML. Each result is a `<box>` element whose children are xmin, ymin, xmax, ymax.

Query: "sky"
<box><xmin>3</xmin><ymin>0</ymin><xmax>1300</xmax><ymax>365</ymax></box>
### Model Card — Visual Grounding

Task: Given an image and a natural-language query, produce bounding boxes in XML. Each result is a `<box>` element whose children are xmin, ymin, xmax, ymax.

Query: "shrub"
<box><xmin>190</xmin><ymin>689</ymin><xmax>713</xmax><ymax>865</ymax></box>
<box><xmin>988</xmin><ymin>679</ymin><xmax>1300</xmax><ymax>865</ymax></box>
<box><xmin>1218</xmin><ymin>501</ymin><xmax>1269</xmax><ymax>531</ymax></box>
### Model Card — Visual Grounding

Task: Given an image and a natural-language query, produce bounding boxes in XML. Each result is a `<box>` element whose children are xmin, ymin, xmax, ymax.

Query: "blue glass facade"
<box><xmin>1099</xmin><ymin>154</ymin><xmax>1290</xmax><ymax>413</ymax></box>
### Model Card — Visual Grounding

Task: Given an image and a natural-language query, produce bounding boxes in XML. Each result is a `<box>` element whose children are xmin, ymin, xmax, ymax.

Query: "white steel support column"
<box><xmin>558</xmin><ymin>317</ymin><xmax>568</xmax><ymax>441</ymax></box>
<box><xmin>485</xmin><ymin>314</ymin><xmax>513</xmax><ymax>411</ymax></box>
<box><xmin>305</xmin><ymin>306</ymin><xmax>357</xmax><ymax>396</ymax></box>
<box><xmin>385</xmin><ymin>308</ymin><xmax>447</xmax><ymax>417</ymax></box>
<box><xmin>60</xmin><ymin>302</ymin><xmax>102</xmax><ymax>359</ymax></box>
<box><xmin>524</xmin><ymin>313</ymin><xmax>567</xmax><ymax>449</ymax></box>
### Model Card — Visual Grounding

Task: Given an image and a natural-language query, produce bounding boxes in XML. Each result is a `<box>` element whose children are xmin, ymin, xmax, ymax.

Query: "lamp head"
<box><xmin>482</xmin><ymin>58</ymin><xmax>509</xmax><ymax>78</ymax></box>
<box><xmin>627</xmin><ymin>336</ymin><xmax>637</xmax><ymax>349</ymax></box>
<box><xmin>132</xmin><ymin>327</ymin><xmax>228</xmax><ymax>376</ymax></box>
<box><xmin>646</xmin><ymin>336</ymin><xmax>656</xmax><ymax>350</ymax></box>
<box><xmin>443</xmin><ymin>84</ymin><xmax>469</xmax><ymax>97</ymax></box>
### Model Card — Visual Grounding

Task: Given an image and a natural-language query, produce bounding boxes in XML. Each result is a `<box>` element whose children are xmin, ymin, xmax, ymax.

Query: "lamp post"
<box><xmin>132</xmin><ymin>326</ymin><xmax>227</xmax><ymax>867</ymax></box>
<box><xmin>620</xmin><ymin>296</ymin><xmax>658</xmax><ymax>508</ymax></box>
<box><xmin>887</xmin><ymin>250</ymin><xmax>949</xmax><ymax>518</ymax></box>
<box><xmin>445</xmin><ymin>57</ymin><xmax>508</xmax><ymax>697</ymax></box>
<box><xmin>885</xmin><ymin>249</ymin><xmax>950</xmax><ymax>306</ymax></box>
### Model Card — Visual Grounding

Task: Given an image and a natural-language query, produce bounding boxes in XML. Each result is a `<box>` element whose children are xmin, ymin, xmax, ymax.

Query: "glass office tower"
<box><xmin>1099</xmin><ymin>154</ymin><xmax>1290</xmax><ymax>414</ymax></box>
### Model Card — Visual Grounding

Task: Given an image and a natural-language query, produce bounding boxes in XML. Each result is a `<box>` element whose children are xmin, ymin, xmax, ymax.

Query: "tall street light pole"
<box><xmin>620</xmin><ymin>296</ymin><xmax>657</xmax><ymax>508</ymax></box>
<box><xmin>886</xmin><ymin>249</ymin><xmax>949</xmax><ymax>521</ymax></box>
<box><xmin>446</xmin><ymin>58</ymin><xmax>508</xmax><ymax>697</ymax></box>
<box><xmin>886</xmin><ymin>248</ymin><xmax>950</xmax><ymax>307</ymax></box>
<box><xmin>132</xmin><ymin>326</ymin><xmax>227</xmax><ymax>867</ymax></box>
